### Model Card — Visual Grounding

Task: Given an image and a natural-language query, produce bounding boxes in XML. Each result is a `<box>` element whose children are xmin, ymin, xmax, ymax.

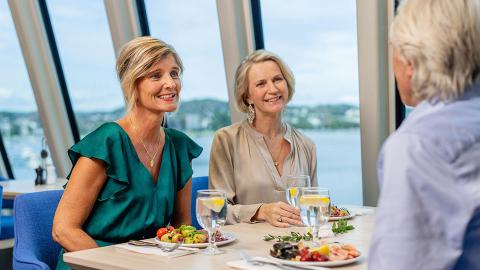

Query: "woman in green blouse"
<box><xmin>52</xmin><ymin>37</ymin><xmax>202</xmax><ymax>270</ymax></box>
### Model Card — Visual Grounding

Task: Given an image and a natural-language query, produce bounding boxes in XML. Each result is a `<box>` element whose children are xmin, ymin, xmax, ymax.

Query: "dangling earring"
<box><xmin>247</xmin><ymin>103</ymin><xmax>255</xmax><ymax>124</ymax></box>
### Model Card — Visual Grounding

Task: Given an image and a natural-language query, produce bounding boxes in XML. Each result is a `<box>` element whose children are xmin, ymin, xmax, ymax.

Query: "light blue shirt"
<box><xmin>369</xmin><ymin>83</ymin><xmax>480</xmax><ymax>270</ymax></box>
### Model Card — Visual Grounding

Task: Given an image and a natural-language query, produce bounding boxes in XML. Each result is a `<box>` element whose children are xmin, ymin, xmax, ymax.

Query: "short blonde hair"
<box><xmin>390</xmin><ymin>0</ymin><xmax>480</xmax><ymax>102</ymax></box>
<box><xmin>116</xmin><ymin>36</ymin><xmax>184</xmax><ymax>112</ymax></box>
<box><xmin>234</xmin><ymin>50</ymin><xmax>295</xmax><ymax>113</ymax></box>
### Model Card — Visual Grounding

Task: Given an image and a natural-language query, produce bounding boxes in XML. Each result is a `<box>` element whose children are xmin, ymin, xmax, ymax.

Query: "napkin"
<box><xmin>115</xmin><ymin>243</ymin><xmax>198</xmax><ymax>258</ymax></box>
<box><xmin>227</xmin><ymin>256</ymin><xmax>328</xmax><ymax>270</ymax></box>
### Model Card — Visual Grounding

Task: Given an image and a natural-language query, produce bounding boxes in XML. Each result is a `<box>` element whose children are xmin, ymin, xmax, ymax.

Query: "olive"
<box><xmin>283</xmin><ymin>250</ymin><xmax>297</xmax><ymax>259</ymax></box>
<box><xmin>271</xmin><ymin>248</ymin><xmax>285</xmax><ymax>258</ymax></box>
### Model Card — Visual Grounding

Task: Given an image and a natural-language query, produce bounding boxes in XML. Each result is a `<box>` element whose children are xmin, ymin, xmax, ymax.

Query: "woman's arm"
<box><xmin>52</xmin><ymin>157</ymin><xmax>108</xmax><ymax>252</ymax></box>
<box><xmin>209</xmin><ymin>130</ymin><xmax>301</xmax><ymax>226</ymax></box>
<box><xmin>171</xmin><ymin>178</ymin><xmax>192</xmax><ymax>227</ymax></box>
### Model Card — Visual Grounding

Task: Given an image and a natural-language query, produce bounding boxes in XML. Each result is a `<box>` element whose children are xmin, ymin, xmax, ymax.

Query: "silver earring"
<box><xmin>247</xmin><ymin>104</ymin><xmax>255</xmax><ymax>124</ymax></box>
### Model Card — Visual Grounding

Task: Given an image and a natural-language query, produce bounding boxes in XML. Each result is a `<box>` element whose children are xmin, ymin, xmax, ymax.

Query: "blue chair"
<box><xmin>191</xmin><ymin>176</ymin><xmax>209</xmax><ymax>229</ymax></box>
<box><xmin>13</xmin><ymin>190</ymin><xmax>63</xmax><ymax>270</ymax></box>
<box><xmin>0</xmin><ymin>185</ymin><xmax>14</xmax><ymax>240</ymax></box>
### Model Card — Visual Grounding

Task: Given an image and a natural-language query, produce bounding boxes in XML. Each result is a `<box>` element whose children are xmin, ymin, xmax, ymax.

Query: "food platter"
<box><xmin>269</xmin><ymin>253</ymin><xmax>363</xmax><ymax>267</ymax></box>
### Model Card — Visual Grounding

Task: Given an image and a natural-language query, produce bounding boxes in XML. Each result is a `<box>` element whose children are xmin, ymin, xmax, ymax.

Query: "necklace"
<box><xmin>129</xmin><ymin>116</ymin><xmax>162</xmax><ymax>168</ymax></box>
<box><xmin>264</xmin><ymin>125</ymin><xmax>286</xmax><ymax>167</ymax></box>
<box><xmin>272</xmin><ymin>140</ymin><xmax>284</xmax><ymax>167</ymax></box>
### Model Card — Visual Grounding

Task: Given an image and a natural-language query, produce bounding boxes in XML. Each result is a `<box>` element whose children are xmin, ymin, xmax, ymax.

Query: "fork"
<box><xmin>239</xmin><ymin>250</ymin><xmax>291</xmax><ymax>270</ymax></box>
<box><xmin>128</xmin><ymin>240</ymin><xmax>182</xmax><ymax>252</ymax></box>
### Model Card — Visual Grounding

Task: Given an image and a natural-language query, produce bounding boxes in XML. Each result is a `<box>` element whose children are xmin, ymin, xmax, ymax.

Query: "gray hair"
<box><xmin>390</xmin><ymin>0</ymin><xmax>480</xmax><ymax>102</ymax></box>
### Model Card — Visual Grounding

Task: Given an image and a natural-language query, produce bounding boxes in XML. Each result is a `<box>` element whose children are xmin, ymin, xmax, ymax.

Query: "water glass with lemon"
<box><xmin>299</xmin><ymin>187</ymin><xmax>330</xmax><ymax>244</ymax></box>
<box><xmin>286</xmin><ymin>175</ymin><xmax>310</xmax><ymax>208</ymax></box>
<box><xmin>196</xmin><ymin>189</ymin><xmax>227</xmax><ymax>255</ymax></box>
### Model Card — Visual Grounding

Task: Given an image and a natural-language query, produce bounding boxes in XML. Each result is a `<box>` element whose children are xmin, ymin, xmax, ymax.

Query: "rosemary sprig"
<box><xmin>263</xmin><ymin>220</ymin><xmax>354</xmax><ymax>242</ymax></box>
<box><xmin>331</xmin><ymin>219</ymin><xmax>354</xmax><ymax>234</ymax></box>
<box><xmin>263</xmin><ymin>231</ymin><xmax>313</xmax><ymax>242</ymax></box>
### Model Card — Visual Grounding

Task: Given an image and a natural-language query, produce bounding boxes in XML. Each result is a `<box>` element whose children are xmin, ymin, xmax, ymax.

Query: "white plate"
<box><xmin>269</xmin><ymin>252</ymin><xmax>363</xmax><ymax>267</ymax></box>
<box><xmin>328</xmin><ymin>213</ymin><xmax>353</xmax><ymax>221</ymax></box>
<box><xmin>155</xmin><ymin>232</ymin><xmax>236</xmax><ymax>248</ymax></box>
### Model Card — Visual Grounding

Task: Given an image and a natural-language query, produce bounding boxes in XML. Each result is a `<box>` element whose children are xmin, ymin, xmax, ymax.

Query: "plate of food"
<box><xmin>269</xmin><ymin>241</ymin><xmax>362</xmax><ymax>267</ymax></box>
<box><xmin>329</xmin><ymin>205</ymin><xmax>353</xmax><ymax>221</ymax></box>
<box><xmin>154</xmin><ymin>225</ymin><xmax>236</xmax><ymax>248</ymax></box>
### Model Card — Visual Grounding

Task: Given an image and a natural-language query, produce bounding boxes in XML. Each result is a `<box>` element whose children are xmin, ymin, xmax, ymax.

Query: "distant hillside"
<box><xmin>0</xmin><ymin>99</ymin><xmax>359</xmax><ymax>137</ymax></box>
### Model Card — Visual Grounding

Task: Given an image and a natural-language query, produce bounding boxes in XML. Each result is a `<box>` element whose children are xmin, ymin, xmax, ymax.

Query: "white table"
<box><xmin>0</xmin><ymin>179</ymin><xmax>66</xmax><ymax>200</ymax></box>
<box><xmin>64</xmin><ymin>206</ymin><xmax>375</xmax><ymax>270</ymax></box>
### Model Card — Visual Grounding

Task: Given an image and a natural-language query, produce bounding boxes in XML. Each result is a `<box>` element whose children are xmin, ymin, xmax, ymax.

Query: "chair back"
<box><xmin>13</xmin><ymin>190</ymin><xmax>63</xmax><ymax>270</ymax></box>
<box><xmin>190</xmin><ymin>176</ymin><xmax>209</xmax><ymax>229</ymax></box>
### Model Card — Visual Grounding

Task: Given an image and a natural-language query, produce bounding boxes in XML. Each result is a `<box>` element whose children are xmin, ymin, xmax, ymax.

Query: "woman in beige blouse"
<box><xmin>209</xmin><ymin>50</ymin><xmax>317</xmax><ymax>227</ymax></box>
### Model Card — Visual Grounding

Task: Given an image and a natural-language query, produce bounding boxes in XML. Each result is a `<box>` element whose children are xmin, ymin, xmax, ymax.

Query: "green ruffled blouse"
<box><xmin>56</xmin><ymin>122</ymin><xmax>202</xmax><ymax>270</ymax></box>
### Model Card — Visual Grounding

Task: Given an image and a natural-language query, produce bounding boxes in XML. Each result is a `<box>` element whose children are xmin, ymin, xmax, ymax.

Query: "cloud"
<box><xmin>338</xmin><ymin>95</ymin><xmax>359</xmax><ymax>104</ymax></box>
<box><xmin>261</xmin><ymin>0</ymin><xmax>360</xmax><ymax>106</ymax></box>
<box><xmin>0</xmin><ymin>88</ymin><xmax>13</xmax><ymax>99</ymax></box>
<box><xmin>0</xmin><ymin>0</ymin><xmax>361</xmax><ymax>112</ymax></box>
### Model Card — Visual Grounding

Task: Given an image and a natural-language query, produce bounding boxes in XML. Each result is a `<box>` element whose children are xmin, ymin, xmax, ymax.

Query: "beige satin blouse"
<box><xmin>209</xmin><ymin>120</ymin><xmax>317</xmax><ymax>224</ymax></box>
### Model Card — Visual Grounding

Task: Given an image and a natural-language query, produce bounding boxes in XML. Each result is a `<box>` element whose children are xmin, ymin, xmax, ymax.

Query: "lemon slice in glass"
<box><xmin>289</xmin><ymin>187</ymin><xmax>298</xmax><ymax>198</ymax></box>
<box><xmin>299</xmin><ymin>195</ymin><xmax>330</xmax><ymax>206</ymax></box>
<box><xmin>201</xmin><ymin>197</ymin><xmax>225</xmax><ymax>212</ymax></box>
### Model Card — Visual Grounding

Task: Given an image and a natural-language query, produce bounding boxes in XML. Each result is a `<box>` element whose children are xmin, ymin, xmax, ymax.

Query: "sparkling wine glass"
<box><xmin>196</xmin><ymin>189</ymin><xmax>227</xmax><ymax>255</ymax></box>
<box><xmin>299</xmin><ymin>187</ymin><xmax>330</xmax><ymax>244</ymax></box>
<box><xmin>285</xmin><ymin>175</ymin><xmax>311</xmax><ymax>208</ymax></box>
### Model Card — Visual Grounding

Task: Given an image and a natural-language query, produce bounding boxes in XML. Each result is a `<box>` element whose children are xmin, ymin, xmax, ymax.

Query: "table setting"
<box><xmin>63</xmin><ymin>185</ymin><xmax>374</xmax><ymax>270</ymax></box>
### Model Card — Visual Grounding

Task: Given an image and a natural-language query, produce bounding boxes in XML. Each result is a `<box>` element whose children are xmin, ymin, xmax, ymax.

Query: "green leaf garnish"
<box><xmin>263</xmin><ymin>232</ymin><xmax>313</xmax><ymax>242</ymax></box>
<box><xmin>331</xmin><ymin>219</ymin><xmax>355</xmax><ymax>234</ymax></box>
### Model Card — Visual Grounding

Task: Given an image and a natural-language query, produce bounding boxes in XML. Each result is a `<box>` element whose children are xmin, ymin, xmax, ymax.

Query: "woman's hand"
<box><xmin>254</xmin><ymin>202</ymin><xmax>303</xmax><ymax>227</ymax></box>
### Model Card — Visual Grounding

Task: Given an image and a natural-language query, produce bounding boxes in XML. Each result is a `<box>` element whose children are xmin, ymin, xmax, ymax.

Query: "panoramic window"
<box><xmin>47</xmin><ymin>0</ymin><xmax>123</xmax><ymax>138</ymax></box>
<box><xmin>262</xmin><ymin>0</ymin><xmax>362</xmax><ymax>204</ymax></box>
<box><xmin>145</xmin><ymin>0</ymin><xmax>230</xmax><ymax>177</ymax></box>
<box><xmin>0</xmin><ymin>2</ymin><xmax>53</xmax><ymax>179</ymax></box>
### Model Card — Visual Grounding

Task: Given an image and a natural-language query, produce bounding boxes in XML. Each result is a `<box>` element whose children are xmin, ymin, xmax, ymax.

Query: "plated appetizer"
<box><xmin>270</xmin><ymin>242</ymin><xmax>360</xmax><ymax>262</ymax></box>
<box><xmin>156</xmin><ymin>225</ymin><xmax>228</xmax><ymax>244</ymax></box>
<box><xmin>330</xmin><ymin>205</ymin><xmax>350</xmax><ymax>218</ymax></box>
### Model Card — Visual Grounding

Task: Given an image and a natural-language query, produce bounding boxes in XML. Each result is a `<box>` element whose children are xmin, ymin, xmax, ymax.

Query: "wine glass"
<box><xmin>299</xmin><ymin>187</ymin><xmax>330</xmax><ymax>244</ymax></box>
<box><xmin>285</xmin><ymin>175</ymin><xmax>310</xmax><ymax>208</ymax></box>
<box><xmin>196</xmin><ymin>189</ymin><xmax>227</xmax><ymax>255</ymax></box>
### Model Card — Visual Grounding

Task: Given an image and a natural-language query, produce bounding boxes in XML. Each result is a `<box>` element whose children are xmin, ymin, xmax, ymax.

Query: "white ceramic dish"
<box><xmin>328</xmin><ymin>213</ymin><xmax>354</xmax><ymax>221</ymax></box>
<box><xmin>269</xmin><ymin>252</ymin><xmax>363</xmax><ymax>267</ymax></box>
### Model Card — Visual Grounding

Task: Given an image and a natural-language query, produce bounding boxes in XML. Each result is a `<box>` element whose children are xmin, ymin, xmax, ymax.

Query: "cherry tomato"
<box><xmin>166</xmin><ymin>226</ymin><xmax>175</xmax><ymax>233</ymax></box>
<box><xmin>156</xmin><ymin>228</ymin><xmax>168</xmax><ymax>238</ymax></box>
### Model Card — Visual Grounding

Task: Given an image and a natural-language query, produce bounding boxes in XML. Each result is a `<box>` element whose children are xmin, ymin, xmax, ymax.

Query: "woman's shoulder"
<box><xmin>213</xmin><ymin>121</ymin><xmax>244</xmax><ymax>139</ymax></box>
<box><xmin>164</xmin><ymin>128</ymin><xmax>202</xmax><ymax>148</ymax></box>
<box><xmin>163</xmin><ymin>128</ymin><xmax>203</xmax><ymax>161</ymax></box>
<box><xmin>288</xmin><ymin>125</ymin><xmax>315</xmax><ymax>147</ymax></box>
<box><xmin>77</xmin><ymin>122</ymin><xmax>125</xmax><ymax>144</ymax></box>
<box><xmin>164</xmin><ymin>127</ymin><xmax>192</xmax><ymax>142</ymax></box>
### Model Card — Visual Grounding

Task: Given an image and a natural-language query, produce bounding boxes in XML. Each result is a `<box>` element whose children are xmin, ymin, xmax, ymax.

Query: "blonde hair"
<box><xmin>390</xmin><ymin>0</ymin><xmax>480</xmax><ymax>102</ymax></box>
<box><xmin>116</xmin><ymin>36</ymin><xmax>184</xmax><ymax>112</ymax></box>
<box><xmin>234</xmin><ymin>50</ymin><xmax>295</xmax><ymax>113</ymax></box>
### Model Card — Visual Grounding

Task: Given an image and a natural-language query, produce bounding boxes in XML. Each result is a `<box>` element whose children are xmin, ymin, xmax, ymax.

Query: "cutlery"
<box><xmin>128</xmin><ymin>240</ymin><xmax>183</xmax><ymax>252</ymax></box>
<box><xmin>240</xmin><ymin>250</ymin><xmax>291</xmax><ymax>270</ymax></box>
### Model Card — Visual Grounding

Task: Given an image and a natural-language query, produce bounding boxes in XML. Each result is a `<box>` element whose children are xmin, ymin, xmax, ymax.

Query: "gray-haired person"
<box><xmin>369</xmin><ymin>0</ymin><xmax>480</xmax><ymax>269</ymax></box>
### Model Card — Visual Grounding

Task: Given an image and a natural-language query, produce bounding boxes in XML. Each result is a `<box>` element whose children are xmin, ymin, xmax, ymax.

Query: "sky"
<box><xmin>0</xmin><ymin>0</ymin><xmax>359</xmax><ymax>112</ymax></box>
